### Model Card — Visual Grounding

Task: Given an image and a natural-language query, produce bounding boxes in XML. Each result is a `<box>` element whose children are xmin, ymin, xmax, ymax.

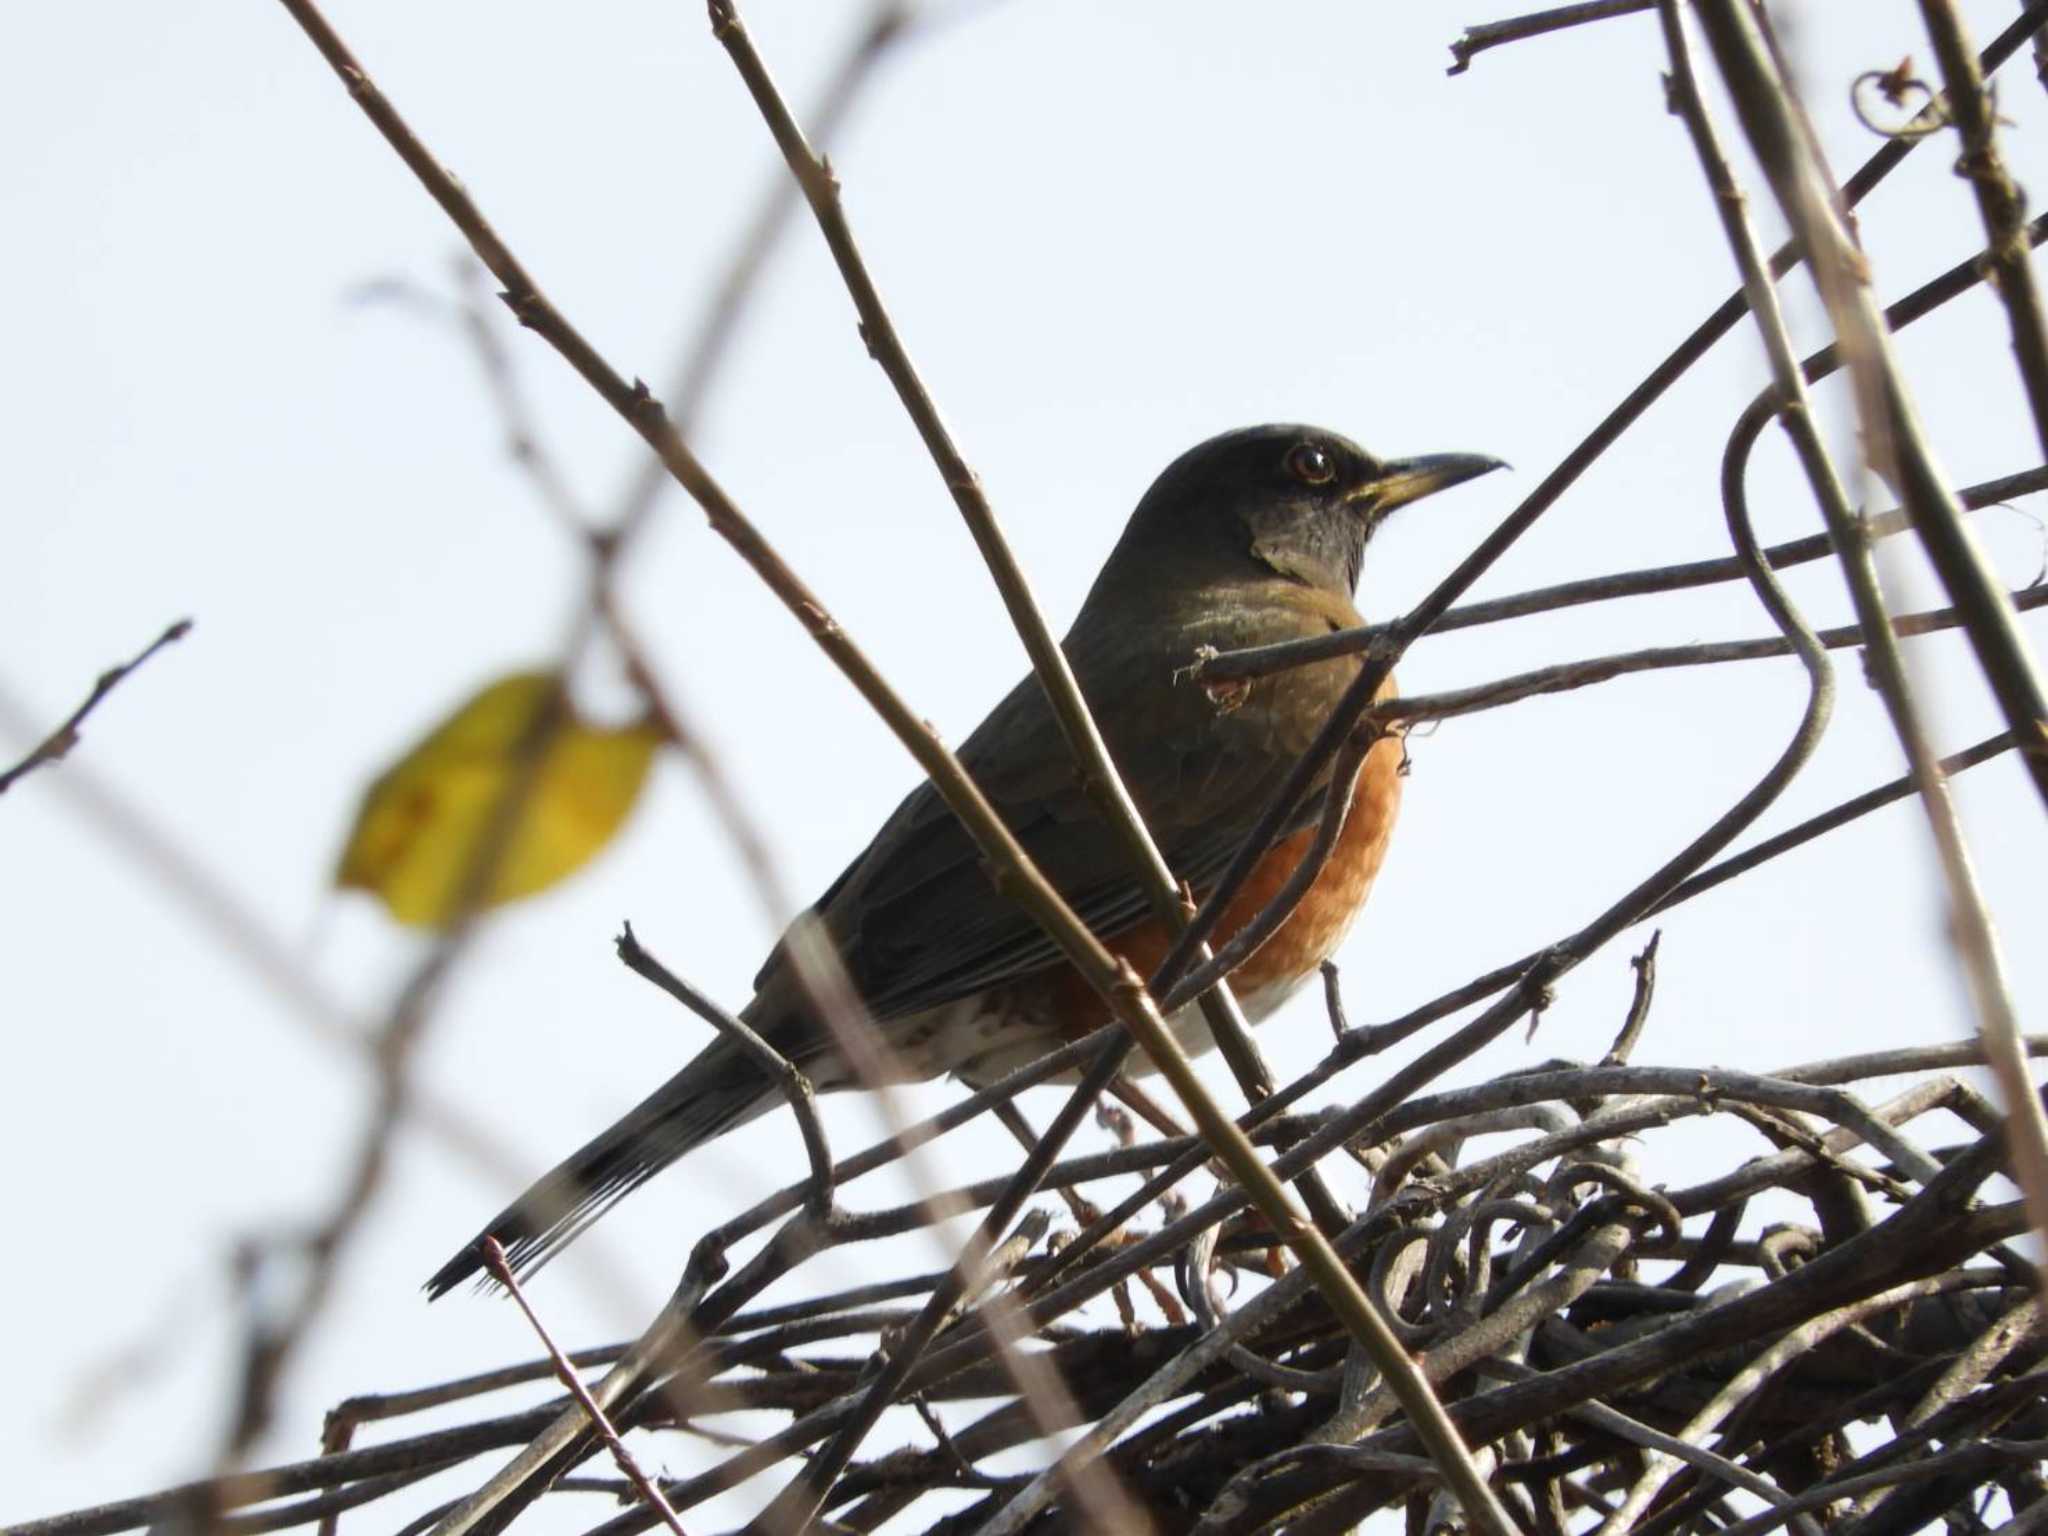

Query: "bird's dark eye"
<box><xmin>1285</xmin><ymin>442</ymin><xmax>1337</xmax><ymax>486</ymax></box>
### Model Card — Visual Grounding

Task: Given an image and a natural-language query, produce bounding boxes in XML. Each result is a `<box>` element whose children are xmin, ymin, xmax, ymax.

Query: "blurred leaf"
<box><xmin>336</xmin><ymin>670</ymin><xmax>661</xmax><ymax>928</ymax></box>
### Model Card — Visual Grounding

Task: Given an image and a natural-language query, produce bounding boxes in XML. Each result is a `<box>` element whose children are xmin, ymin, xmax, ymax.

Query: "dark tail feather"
<box><xmin>425</xmin><ymin>1044</ymin><xmax>771</xmax><ymax>1299</ymax></box>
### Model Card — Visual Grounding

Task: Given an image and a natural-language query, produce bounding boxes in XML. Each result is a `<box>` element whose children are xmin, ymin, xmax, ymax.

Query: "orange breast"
<box><xmin>1213</xmin><ymin>731</ymin><xmax>1404</xmax><ymax>1008</ymax></box>
<box><xmin>1042</xmin><ymin>729</ymin><xmax>1405</xmax><ymax>1028</ymax></box>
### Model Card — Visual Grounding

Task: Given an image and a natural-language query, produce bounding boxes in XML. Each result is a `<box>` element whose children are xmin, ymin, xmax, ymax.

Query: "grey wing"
<box><xmin>750</xmin><ymin>639</ymin><xmax>1350</xmax><ymax>1037</ymax></box>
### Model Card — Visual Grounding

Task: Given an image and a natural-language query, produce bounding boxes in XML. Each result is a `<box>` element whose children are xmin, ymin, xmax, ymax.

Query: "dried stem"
<box><xmin>700</xmin><ymin>0</ymin><xmax>1292</xmax><ymax>1137</ymax></box>
<box><xmin>1913</xmin><ymin>0</ymin><xmax>2048</xmax><ymax>463</ymax></box>
<box><xmin>1688</xmin><ymin>0</ymin><xmax>2048</xmax><ymax>1284</ymax></box>
<box><xmin>1369</xmin><ymin>581</ymin><xmax>2048</xmax><ymax>727</ymax></box>
<box><xmin>1195</xmin><ymin>202</ymin><xmax>2048</xmax><ymax>690</ymax></box>
<box><xmin>1159</xmin><ymin>733</ymin><xmax>1374</xmax><ymax>1013</ymax></box>
<box><xmin>1703</xmin><ymin>5</ymin><xmax>2048</xmax><ymax>817</ymax></box>
<box><xmin>612</xmin><ymin>924</ymin><xmax>835</xmax><ymax>1214</ymax></box>
<box><xmin>1448</xmin><ymin>0</ymin><xmax>1653</xmax><ymax>75</ymax></box>
<box><xmin>697</xmin><ymin>1</ymin><xmax>1517</xmax><ymax>1515</ymax></box>
<box><xmin>26</xmin><ymin>3</ymin><xmax>2048</xmax><ymax>1532</ymax></box>
<box><xmin>258</xmin><ymin>54</ymin><xmax>1256</xmax><ymax>1525</ymax></box>
<box><xmin>475</xmin><ymin>1241</ymin><xmax>690</xmax><ymax>1536</ymax></box>
<box><xmin>0</xmin><ymin>618</ymin><xmax>191</xmax><ymax>796</ymax></box>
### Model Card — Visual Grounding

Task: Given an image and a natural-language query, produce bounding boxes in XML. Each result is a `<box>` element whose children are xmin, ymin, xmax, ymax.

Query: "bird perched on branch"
<box><xmin>428</xmin><ymin>425</ymin><xmax>1500</xmax><ymax>1296</ymax></box>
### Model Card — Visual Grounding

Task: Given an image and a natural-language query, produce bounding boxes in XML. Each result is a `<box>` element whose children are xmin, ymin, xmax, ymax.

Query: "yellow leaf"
<box><xmin>336</xmin><ymin>670</ymin><xmax>662</xmax><ymax>928</ymax></box>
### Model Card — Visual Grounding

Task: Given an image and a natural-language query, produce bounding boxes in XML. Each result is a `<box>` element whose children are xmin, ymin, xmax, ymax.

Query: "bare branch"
<box><xmin>476</xmin><ymin>1241</ymin><xmax>689</xmax><ymax>1536</ymax></box>
<box><xmin>701</xmin><ymin>0</ymin><xmax>1293</xmax><ymax>1151</ymax></box>
<box><xmin>1688</xmin><ymin>0</ymin><xmax>2048</xmax><ymax>1286</ymax></box>
<box><xmin>613</xmin><ymin>924</ymin><xmax>835</xmax><ymax>1215</ymax></box>
<box><xmin>0</xmin><ymin>618</ymin><xmax>191</xmax><ymax>797</ymax></box>
<box><xmin>1913</xmin><ymin>0</ymin><xmax>2048</xmax><ymax>463</ymax></box>
<box><xmin>1448</xmin><ymin>0</ymin><xmax>1653</xmax><ymax>76</ymax></box>
<box><xmin>28</xmin><ymin>4</ymin><xmax>2048</xmax><ymax>1532</ymax></box>
<box><xmin>1369</xmin><ymin>581</ymin><xmax>2048</xmax><ymax>727</ymax></box>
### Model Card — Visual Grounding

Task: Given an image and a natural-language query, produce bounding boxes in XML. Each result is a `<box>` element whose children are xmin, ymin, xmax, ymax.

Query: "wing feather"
<box><xmin>750</xmin><ymin>592</ymin><xmax>1365</xmax><ymax>1033</ymax></box>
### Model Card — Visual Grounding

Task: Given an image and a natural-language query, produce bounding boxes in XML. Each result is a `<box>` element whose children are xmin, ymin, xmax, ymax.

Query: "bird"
<box><xmin>427</xmin><ymin>424</ymin><xmax>1501</xmax><ymax>1297</ymax></box>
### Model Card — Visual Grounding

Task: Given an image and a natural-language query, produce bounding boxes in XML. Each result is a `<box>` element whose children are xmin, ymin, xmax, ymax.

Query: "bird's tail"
<box><xmin>425</xmin><ymin>1041</ymin><xmax>772</xmax><ymax>1299</ymax></box>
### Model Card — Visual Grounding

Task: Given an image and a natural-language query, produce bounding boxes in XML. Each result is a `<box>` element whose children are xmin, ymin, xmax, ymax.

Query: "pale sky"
<box><xmin>6</xmin><ymin>2</ymin><xmax>2045</xmax><ymax>1530</ymax></box>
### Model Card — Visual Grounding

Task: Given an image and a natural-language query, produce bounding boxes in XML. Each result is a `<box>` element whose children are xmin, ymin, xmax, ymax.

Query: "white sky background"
<box><xmin>5</xmin><ymin>0</ymin><xmax>2046</xmax><ymax>1529</ymax></box>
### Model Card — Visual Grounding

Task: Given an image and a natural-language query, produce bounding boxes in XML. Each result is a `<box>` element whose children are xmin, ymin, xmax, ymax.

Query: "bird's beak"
<box><xmin>1349</xmin><ymin>452</ymin><xmax>1508</xmax><ymax>515</ymax></box>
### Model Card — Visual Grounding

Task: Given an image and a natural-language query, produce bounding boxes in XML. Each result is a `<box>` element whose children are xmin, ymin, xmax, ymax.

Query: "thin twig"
<box><xmin>608</xmin><ymin>1</ymin><xmax>914</xmax><ymax>544</ymax></box>
<box><xmin>448</xmin><ymin>261</ymin><xmax>592</xmax><ymax>541</ymax></box>
<box><xmin>1913</xmin><ymin>0</ymin><xmax>2048</xmax><ymax>463</ymax></box>
<box><xmin>1602</xmin><ymin>931</ymin><xmax>1660</xmax><ymax>1067</ymax></box>
<box><xmin>476</xmin><ymin>1241</ymin><xmax>690</xmax><ymax>1536</ymax></box>
<box><xmin>1707</xmin><ymin>9</ymin><xmax>2048</xmax><ymax>819</ymax></box>
<box><xmin>0</xmin><ymin>618</ymin><xmax>191</xmax><ymax>796</ymax></box>
<box><xmin>1448</xmin><ymin>0</ymin><xmax>1653</xmax><ymax>75</ymax></box>
<box><xmin>1592</xmin><ymin>1275</ymin><xmax>1973</xmax><ymax>1536</ymax></box>
<box><xmin>1013</xmin><ymin>721</ymin><xmax>2024</xmax><ymax>1330</ymax></box>
<box><xmin>1488</xmin><ymin>1358</ymin><xmax>1819</xmax><ymax>1535</ymax></box>
<box><xmin>1193</xmin><ymin>194</ymin><xmax>2048</xmax><ymax>691</ymax></box>
<box><xmin>1159</xmin><ymin>733</ymin><xmax>1374</xmax><ymax>1013</ymax></box>
<box><xmin>226</xmin><ymin>670</ymin><xmax>580</xmax><ymax>1459</ymax></box>
<box><xmin>1690</xmin><ymin>0</ymin><xmax>2048</xmax><ymax>1284</ymax></box>
<box><xmin>1651</xmin><ymin>728</ymin><xmax>2018</xmax><ymax>914</ymax></box>
<box><xmin>1419</xmin><ymin>464</ymin><xmax>2048</xmax><ymax>636</ymax></box>
<box><xmin>1366</xmin><ymin>581</ymin><xmax>2048</xmax><ymax>726</ymax></box>
<box><xmin>700</xmin><ymin>0</ymin><xmax>1294</xmax><ymax>1143</ymax></box>
<box><xmin>27</xmin><ymin>1</ymin><xmax>2046</xmax><ymax>1529</ymax></box>
<box><xmin>264</xmin><ymin>48</ymin><xmax>1293</xmax><ymax>1534</ymax></box>
<box><xmin>426</xmin><ymin>1243</ymin><xmax>726</xmax><ymax>1536</ymax></box>
<box><xmin>27</xmin><ymin>1036</ymin><xmax>2044</xmax><ymax>1535</ymax></box>
<box><xmin>695</xmin><ymin>11</ymin><xmax>1512</xmax><ymax>1521</ymax></box>
<box><xmin>1710</xmin><ymin>1439</ymin><xmax>2048</xmax><ymax>1536</ymax></box>
<box><xmin>269</xmin><ymin>0</ymin><xmax>1198</xmax><ymax>1195</ymax></box>
<box><xmin>613</xmin><ymin>923</ymin><xmax>835</xmax><ymax>1214</ymax></box>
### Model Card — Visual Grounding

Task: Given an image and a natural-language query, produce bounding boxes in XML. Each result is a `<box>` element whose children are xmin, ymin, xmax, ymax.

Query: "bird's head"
<box><xmin>1091</xmin><ymin>424</ymin><xmax>1504</xmax><ymax>602</ymax></box>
